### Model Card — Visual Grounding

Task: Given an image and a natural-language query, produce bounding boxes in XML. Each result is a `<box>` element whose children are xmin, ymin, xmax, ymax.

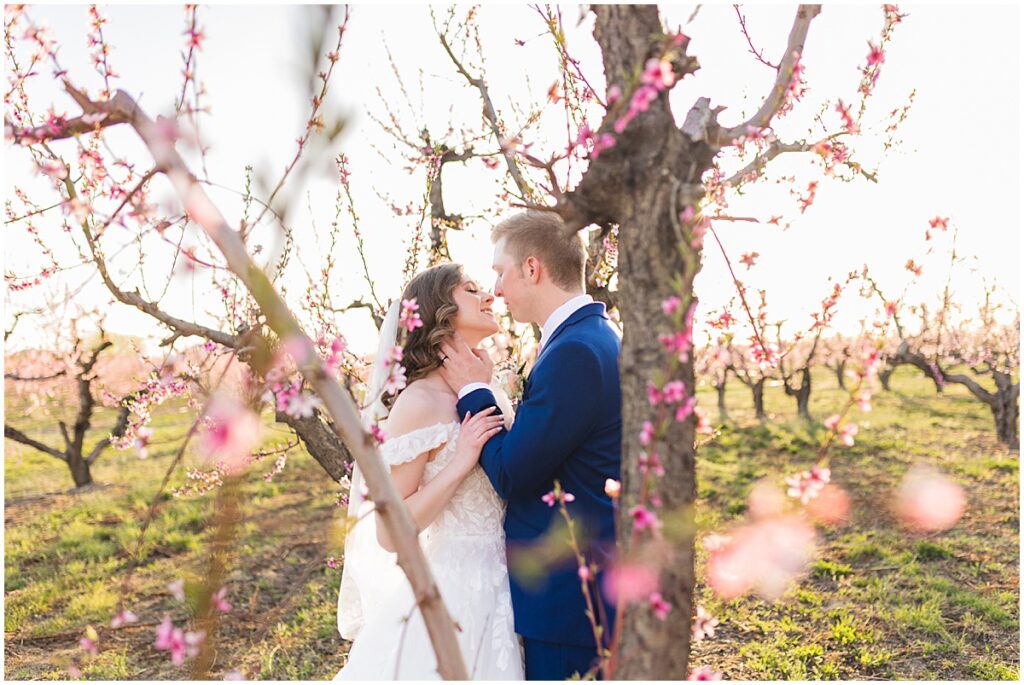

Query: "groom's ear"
<box><xmin>524</xmin><ymin>256</ymin><xmax>542</xmax><ymax>284</ymax></box>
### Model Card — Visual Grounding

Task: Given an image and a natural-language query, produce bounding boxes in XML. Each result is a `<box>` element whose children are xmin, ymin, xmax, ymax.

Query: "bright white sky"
<box><xmin>4</xmin><ymin>3</ymin><xmax>1021</xmax><ymax>355</ymax></box>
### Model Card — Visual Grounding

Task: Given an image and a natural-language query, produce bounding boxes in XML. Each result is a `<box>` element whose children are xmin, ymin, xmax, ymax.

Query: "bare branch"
<box><xmin>4</xmin><ymin>424</ymin><xmax>67</xmax><ymax>462</ymax></box>
<box><xmin>435</xmin><ymin>20</ymin><xmax>532</xmax><ymax>200</ymax></box>
<box><xmin>718</xmin><ymin>4</ymin><xmax>822</xmax><ymax>143</ymax></box>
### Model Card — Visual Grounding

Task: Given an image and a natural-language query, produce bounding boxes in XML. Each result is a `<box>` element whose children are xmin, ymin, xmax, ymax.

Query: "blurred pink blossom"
<box><xmin>200</xmin><ymin>397</ymin><xmax>262</xmax><ymax>474</ymax></box>
<box><xmin>649</xmin><ymin>592</ymin><xmax>672</xmax><ymax>620</ymax></box>
<box><xmin>691</xmin><ymin>605</ymin><xmax>719</xmax><ymax>642</ymax></box>
<box><xmin>212</xmin><ymin>587</ymin><xmax>232</xmax><ymax>613</ymax></box>
<box><xmin>895</xmin><ymin>466</ymin><xmax>966</xmax><ymax>532</ymax></box>
<box><xmin>689</xmin><ymin>665</ymin><xmax>723</xmax><ymax>681</ymax></box>
<box><xmin>785</xmin><ymin>466</ymin><xmax>831</xmax><ymax>505</ymax></box>
<box><xmin>601</xmin><ymin>561</ymin><xmax>660</xmax><ymax>604</ymax></box>
<box><xmin>167</xmin><ymin>579</ymin><xmax>185</xmax><ymax>601</ymax></box>
<box><xmin>707</xmin><ymin>515</ymin><xmax>816</xmax><ymax>600</ymax></box>
<box><xmin>110</xmin><ymin>609</ymin><xmax>138</xmax><ymax>628</ymax></box>
<box><xmin>806</xmin><ymin>483</ymin><xmax>852</xmax><ymax>526</ymax></box>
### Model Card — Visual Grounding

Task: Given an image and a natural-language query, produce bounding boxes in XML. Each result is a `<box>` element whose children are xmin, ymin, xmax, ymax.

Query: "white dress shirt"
<box><xmin>458</xmin><ymin>294</ymin><xmax>594</xmax><ymax>399</ymax></box>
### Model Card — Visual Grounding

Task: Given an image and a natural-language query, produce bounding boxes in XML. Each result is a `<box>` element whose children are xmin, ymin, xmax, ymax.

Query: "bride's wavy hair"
<box><xmin>385</xmin><ymin>262</ymin><xmax>464</xmax><ymax>408</ymax></box>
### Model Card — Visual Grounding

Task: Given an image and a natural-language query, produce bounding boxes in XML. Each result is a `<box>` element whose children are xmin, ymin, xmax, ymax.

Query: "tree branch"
<box><xmin>435</xmin><ymin>22</ymin><xmax>532</xmax><ymax>200</ymax></box>
<box><xmin>61</xmin><ymin>84</ymin><xmax>468</xmax><ymax>679</ymax></box>
<box><xmin>718</xmin><ymin>4</ymin><xmax>822</xmax><ymax>144</ymax></box>
<box><xmin>4</xmin><ymin>424</ymin><xmax>67</xmax><ymax>462</ymax></box>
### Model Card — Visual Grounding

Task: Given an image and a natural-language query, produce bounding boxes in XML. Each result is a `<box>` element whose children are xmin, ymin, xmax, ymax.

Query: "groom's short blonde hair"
<box><xmin>491</xmin><ymin>211</ymin><xmax>586</xmax><ymax>292</ymax></box>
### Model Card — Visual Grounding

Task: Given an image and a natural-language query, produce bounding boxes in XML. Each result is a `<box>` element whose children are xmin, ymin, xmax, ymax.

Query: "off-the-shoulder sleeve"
<box><xmin>378</xmin><ymin>421</ymin><xmax>459</xmax><ymax>466</ymax></box>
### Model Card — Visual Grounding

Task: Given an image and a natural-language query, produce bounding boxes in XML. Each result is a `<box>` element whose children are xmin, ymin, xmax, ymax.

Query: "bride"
<box><xmin>336</xmin><ymin>263</ymin><xmax>525</xmax><ymax>680</ymax></box>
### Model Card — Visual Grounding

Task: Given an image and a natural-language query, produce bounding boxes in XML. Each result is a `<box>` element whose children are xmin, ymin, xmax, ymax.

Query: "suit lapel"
<box><xmin>532</xmin><ymin>302</ymin><xmax>608</xmax><ymax>370</ymax></box>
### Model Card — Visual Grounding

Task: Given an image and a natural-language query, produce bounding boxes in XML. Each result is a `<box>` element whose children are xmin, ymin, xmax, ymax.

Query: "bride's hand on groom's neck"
<box><xmin>438</xmin><ymin>332</ymin><xmax>493</xmax><ymax>393</ymax></box>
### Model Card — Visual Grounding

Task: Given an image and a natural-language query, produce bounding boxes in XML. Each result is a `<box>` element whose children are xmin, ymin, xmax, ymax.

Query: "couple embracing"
<box><xmin>336</xmin><ymin>211</ymin><xmax>622</xmax><ymax>680</ymax></box>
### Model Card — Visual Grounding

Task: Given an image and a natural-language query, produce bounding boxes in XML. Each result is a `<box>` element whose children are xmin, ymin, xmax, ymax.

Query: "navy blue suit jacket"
<box><xmin>456</xmin><ymin>302</ymin><xmax>621</xmax><ymax>648</ymax></box>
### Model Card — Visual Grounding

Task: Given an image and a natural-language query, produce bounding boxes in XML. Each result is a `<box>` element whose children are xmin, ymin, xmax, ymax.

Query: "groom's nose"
<box><xmin>493</xmin><ymin>277</ymin><xmax>503</xmax><ymax>299</ymax></box>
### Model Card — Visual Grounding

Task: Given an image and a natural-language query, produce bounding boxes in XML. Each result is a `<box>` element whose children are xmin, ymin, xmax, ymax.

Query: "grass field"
<box><xmin>3</xmin><ymin>366</ymin><xmax>1019</xmax><ymax>680</ymax></box>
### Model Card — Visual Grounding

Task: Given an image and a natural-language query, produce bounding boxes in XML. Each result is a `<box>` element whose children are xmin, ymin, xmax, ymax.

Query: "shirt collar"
<box><xmin>540</xmin><ymin>294</ymin><xmax>594</xmax><ymax>349</ymax></box>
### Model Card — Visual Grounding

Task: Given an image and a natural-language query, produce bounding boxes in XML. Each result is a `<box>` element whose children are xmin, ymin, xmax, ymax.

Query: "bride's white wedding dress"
<box><xmin>335</xmin><ymin>419</ymin><xmax>524</xmax><ymax>680</ymax></box>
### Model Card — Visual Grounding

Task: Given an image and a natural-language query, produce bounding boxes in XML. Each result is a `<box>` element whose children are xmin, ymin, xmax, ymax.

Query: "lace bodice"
<box><xmin>380</xmin><ymin>421</ymin><xmax>505</xmax><ymax>540</ymax></box>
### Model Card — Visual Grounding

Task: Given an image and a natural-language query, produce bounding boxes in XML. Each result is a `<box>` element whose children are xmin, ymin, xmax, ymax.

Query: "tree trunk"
<box><xmin>583</xmin><ymin>5</ymin><xmax>705</xmax><ymax>678</ymax></box>
<box><xmin>276</xmin><ymin>408</ymin><xmax>351</xmax><ymax>481</ymax></box>
<box><xmin>716</xmin><ymin>379</ymin><xmax>729</xmax><ymax>423</ymax></box>
<box><xmin>68</xmin><ymin>450</ymin><xmax>93</xmax><ymax>488</ymax></box>
<box><xmin>879</xmin><ymin>366</ymin><xmax>893</xmax><ymax>391</ymax></box>
<box><xmin>752</xmin><ymin>378</ymin><xmax>767</xmax><ymax>421</ymax></box>
<box><xmin>992</xmin><ymin>395</ymin><xmax>1019</xmax><ymax>447</ymax></box>
<box><xmin>992</xmin><ymin>372</ymin><xmax>1019</xmax><ymax>448</ymax></box>
<box><xmin>792</xmin><ymin>368</ymin><xmax>812</xmax><ymax>421</ymax></box>
<box><xmin>834</xmin><ymin>360</ymin><xmax>846</xmax><ymax>390</ymax></box>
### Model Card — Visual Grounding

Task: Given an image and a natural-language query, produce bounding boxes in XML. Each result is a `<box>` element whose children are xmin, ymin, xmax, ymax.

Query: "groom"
<box><xmin>440</xmin><ymin>210</ymin><xmax>621</xmax><ymax>680</ymax></box>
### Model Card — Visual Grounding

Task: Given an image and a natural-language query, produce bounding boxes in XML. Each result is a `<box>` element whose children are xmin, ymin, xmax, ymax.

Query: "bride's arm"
<box><xmin>375</xmin><ymin>391</ymin><xmax>504</xmax><ymax>553</ymax></box>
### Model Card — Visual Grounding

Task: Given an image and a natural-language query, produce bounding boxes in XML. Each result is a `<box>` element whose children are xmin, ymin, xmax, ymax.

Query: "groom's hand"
<box><xmin>438</xmin><ymin>332</ymin><xmax>493</xmax><ymax>393</ymax></box>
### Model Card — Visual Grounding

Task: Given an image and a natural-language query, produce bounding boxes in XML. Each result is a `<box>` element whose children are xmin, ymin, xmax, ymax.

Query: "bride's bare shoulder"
<box><xmin>384</xmin><ymin>380</ymin><xmax>456</xmax><ymax>437</ymax></box>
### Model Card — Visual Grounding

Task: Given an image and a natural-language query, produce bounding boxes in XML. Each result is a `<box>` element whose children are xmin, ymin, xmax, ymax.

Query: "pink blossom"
<box><xmin>200</xmin><ymin>397</ymin><xmax>262</xmax><ymax>473</ymax></box>
<box><xmin>857</xmin><ymin>390</ymin><xmax>872</xmax><ymax>412</ymax></box>
<box><xmin>167</xmin><ymin>579</ymin><xmax>186</xmax><ymax>601</ymax></box>
<box><xmin>578</xmin><ymin>565</ymin><xmax>592</xmax><ymax>582</ymax></box>
<box><xmin>606</xmin><ymin>85</ymin><xmax>622</xmax><ymax>105</ymax></box>
<box><xmin>649</xmin><ymin>591</ymin><xmax>672</xmax><ymax>620</ymax></box>
<box><xmin>662</xmin><ymin>295</ymin><xmax>682</xmax><ymax>316</ymax></box>
<box><xmin>748</xmin><ymin>479</ymin><xmax>787</xmax><ymax>520</ymax></box>
<box><xmin>110</xmin><ymin>609</ymin><xmax>138</xmax><ymax>628</ymax></box>
<box><xmin>212</xmin><ymin>587</ymin><xmax>232</xmax><ymax>613</ymax></box>
<box><xmin>369</xmin><ymin>424</ymin><xmax>386</xmax><ymax>444</ymax></box>
<box><xmin>838</xmin><ymin>422</ymin><xmax>858</xmax><ymax>447</ymax></box>
<box><xmin>691</xmin><ymin>605</ymin><xmax>719</xmax><ymax>643</ymax></box>
<box><xmin>630</xmin><ymin>505</ymin><xmax>660</xmax><ymax>533</ymax></box>
<box><xmin>675</xmin><ymin>396</ymin><xmax>696</xmax><ymax>423</ymax></box>
<box><xmin>590</xmin><ymin>133</ymin><xmax>617</xmax><ymax>160</ymax></box>
<box><xmin>35</xmin><ymin>158</ymin><xmax>68</xmax><ymax>180</ymax></box>
<box><xmin>639</xmin><ymin>421</ymin><xmax>655</xmax><ymax>446</ymax></box>
<box><xmin>642</xmin><ymin>58</ymin><xmax>675</xmax><ymax>89</ymax></box>
<box><xmin>835</xmin><ymin>99</ymin><xmax>858</xmax><ymax>133</ymax></box>
<box><xmin>905</xmin><ymin>259</ymin><xmax>923</xmax><ymax>277</ymax></box>
<box><xmin>689</xmin><ymin>665</ymin><xmax>723</xmax><ymax>681</ymax></box>
<box><xmin>647</xmin><ymin>382</ymin><xmax>663</xmax><ymax>406</ymax></box>
<box><xmin>806</xmin><ymin>483</ymin><xmax>851</xmax><ymax>526</ymax></box>
<box><xmin>399</xmin><ymin>298</ymin><xmax>423</xmax><ymax>333</ymax></box>
<box><xmin>285</xmin><ymin>391</ymin><xmax>321</xmax><ymax>419</ymax></box>
<box><xmin>785</xmin><ymin>466</ymin><xmax>831</xmax><ymax>505</ymax></box>
<box><xmin>695</xmin><ymin>407</ymin><xmax>713</xmax><ymax>435</ymax></box>
<box><xmin>739</xmin><ymin>252</ymin><xmax>759</xmax><ymax>269</ymax></box>
<box><xmin>604</xmin><ymin>478</ymin><xmax>621</xmax><ymax>499</ymax></box>
<box><xmin>542</xmin><ymin>488</ymin><xmax>574</xmax><ymax>507</ymax></box>
<box><xmin>706</xmin><ymin>515</ymin><xmax>816</xmax><ymax>600</ymax></box>
<box><xmin>866</xmin><ymin>41</ymin><xmax>885</xmax><ymax>67</ymax></box>
<box><xmin>155</xmin><ymin>616</ymin><xmax>204</xmax><ymax>666</ymax></box>
<box><xmin>662</xmin><ymin>380</ymin><xmax>686</xmax><ymax>404</ymax></box>
<box><xmin>895</xmin><ymin>466</ymin><xmax>966</xmax><ymax>532</ymax></box>
<box><xmin>639</xmin><ymin>451</ymin><xmax>665</xmax><ymax>477</ymax></box>
<box><xmin>601</xmin><ymin>561</ymin><xmax>660</xmax><ymax>604</ymax></box>
<box><xmin>326</xmin><ymin>556</ymin><xmax>339</xmax><ymax>569</ymax></box>
<box><xmin>80</xmin><ymin>636</ymin><xmax>99</xmax><ymax>656</ymax></box>
<box><xmin>824</xmin><ymin>414</ymin><xmax>841</xmax><ymax>431</ymax></box>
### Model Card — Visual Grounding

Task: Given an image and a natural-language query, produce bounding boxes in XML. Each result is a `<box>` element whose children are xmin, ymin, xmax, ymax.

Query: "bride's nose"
<box><xmin>483</xmin><ymin>291</ymin><xmax>495</xmax><ymax>305</ymax></box>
